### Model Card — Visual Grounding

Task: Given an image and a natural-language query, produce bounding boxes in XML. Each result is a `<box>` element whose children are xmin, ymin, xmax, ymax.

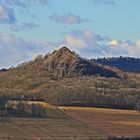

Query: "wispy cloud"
<box><xmin>0</xmin><ymin>4</ymin><xmax>16</xmax><ymax>24</ymax></box>
<box><xmin>92</xmin><ymin>0</ymin><xmax>116</xmax><ymax>6</ymax></box>
<box><xmin>10</xmin><ymin>22</ymin><xmax>38</xmax><ymax>32</ymax></box>
<box><xmin>3</xmin><ymin>0</ymin><xmax>48</xmax><ymax>8</ymax></box>
<box><xmin>49</xmin><ymin>13</ymin><xmax>89</xmax><ymax>25</ymax></box>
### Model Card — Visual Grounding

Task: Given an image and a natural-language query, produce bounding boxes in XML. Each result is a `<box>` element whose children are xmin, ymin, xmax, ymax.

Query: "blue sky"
<box><xmin>0</xmin><ymin>0</ymin><xmax>140</xmax><ymax>68</ymax></box>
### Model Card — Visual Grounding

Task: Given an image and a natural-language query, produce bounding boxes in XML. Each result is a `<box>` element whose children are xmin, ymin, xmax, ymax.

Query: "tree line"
<box><xmin>0</xmin><ymin>95</ymin><xmax>47</xmax><ymax>117</ymax></box>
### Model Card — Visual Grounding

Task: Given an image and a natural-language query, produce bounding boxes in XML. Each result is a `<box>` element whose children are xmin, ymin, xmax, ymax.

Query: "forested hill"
<box><xmin>0</xmin><ymin>47</ymin><xmax>140</xmax><ymax>109</ymax></box>
<box><xmin>93</xmin><ymin>57</ymin><xmax>140</xmax><ymax>73</ymax></box>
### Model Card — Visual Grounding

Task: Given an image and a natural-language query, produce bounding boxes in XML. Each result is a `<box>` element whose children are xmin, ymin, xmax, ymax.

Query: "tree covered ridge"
<box><xmin>94</xmin><ymin>57</ymin><xmax>140</xmax><ymax>73</ymax></box>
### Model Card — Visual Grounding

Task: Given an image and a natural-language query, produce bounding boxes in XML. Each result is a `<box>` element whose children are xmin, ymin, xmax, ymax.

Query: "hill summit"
<box><xmin>0</xmin><ymin>47</ymin><xmax>125</xmax><ymax>80</ymax></box>
<box><xmin>42</xmin><ymin>47</ymin><xmax>125</xmax><ymax>79</ymax></box>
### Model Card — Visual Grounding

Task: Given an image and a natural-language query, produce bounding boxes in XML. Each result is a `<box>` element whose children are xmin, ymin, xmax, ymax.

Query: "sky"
<box><xmin>0</xmin><ymin>0</ymin><xmax>140</xmax><ymax>69</ymax></box>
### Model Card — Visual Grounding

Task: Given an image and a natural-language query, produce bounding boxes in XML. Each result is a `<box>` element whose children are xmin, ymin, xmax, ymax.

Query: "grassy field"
<box><xmin>0</xmin><ymin>103</ymin><xmax>140</xmax><ymax>140</ymax></box>
<box><xmin>59</xmin><ymin>106</ymin><xmax>140</xmax><ymax>137</ymax></box>
<box><xmin>0</xmin><ymin>118</ymin><xmax>104</xmax><ymax>140</ymax></box>
<box><xmin>0</xmin><ymin>102</ymin><xmax>104</xmax><ymax>140</ymax></box>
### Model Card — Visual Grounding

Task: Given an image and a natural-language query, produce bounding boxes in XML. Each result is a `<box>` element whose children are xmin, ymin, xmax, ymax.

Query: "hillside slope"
<box><xmin>0</xmin><ymin>47</ymin><xmax>140</xmax><ymax>109</ymax></box>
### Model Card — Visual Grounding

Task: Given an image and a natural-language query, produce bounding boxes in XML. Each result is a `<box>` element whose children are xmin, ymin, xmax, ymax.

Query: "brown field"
<box><xmin>0</xmin><ymin>102</ymin><xmax>104</xmax><ymax>140</ymax></box>
<box><xmin>0</xmin><ymin>118</ymin><xmax>104</xmax><ymax>140</ymax></box>
<box><xmin>0</xmin><ymin>103</ymin><xmax>140</xmax><ymax>140</ymax></box>
<box><xmin>59</xmin><ymin>106</ymin><xmax>140</xmax><ymax>137</ymax></box>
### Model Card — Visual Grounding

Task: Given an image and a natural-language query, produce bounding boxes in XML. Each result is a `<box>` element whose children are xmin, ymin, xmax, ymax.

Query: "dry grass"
<box><xmin>0</xmin><ymin>117</ymin><xmax>104</xmax><ymax>140</ymax></box>
<box><xmin>59</xmin><ymin>106</ymin><xmax>140</xmax><ymax>137</ymax></box>
<box><xmin>0</xmin><ymin>104</ymin><xmax>140</xmax><ymax>139</ymax></box>
<box><xmin>0</xmin><ymin>103</ymin><xmax>104</xmax><ymax>140</ymax></box>
<box><xmin>22</xmin><ymin>101</ymin><xmax>55</xmax><ymax>109</ymax></box>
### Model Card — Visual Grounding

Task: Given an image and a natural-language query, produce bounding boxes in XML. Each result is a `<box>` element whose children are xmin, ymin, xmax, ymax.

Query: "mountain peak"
<box><xmin>51</xmin><ymin>46</ymin><xmax>75</xmax><ymax>57</ymax></box>
<box><xmin>57</xmin><ymin>46</ymin><xmax>71</xmax><ymax>53</ymax></box>
<box><xmin>43</xmin><ymin>47</ymin><xmax>125</xmax><ymax>79</ymax></box>
<box><xmin>46</xmin><ymin>47</ymin><xmax>78</xmax><ymax>65</ymax></box>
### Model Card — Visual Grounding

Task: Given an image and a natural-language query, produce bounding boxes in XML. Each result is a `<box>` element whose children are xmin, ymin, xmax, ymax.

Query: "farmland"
<box><xmin>0</xmin><ymin>102</ymin><xmax>104</xmax><ymax>140</ymax></box>
<box><xmin>0</xmin><ymin>102</ymin><xmax>140</xmax><ymax>140</ymax></box>
<box><xmin>59</xmin><ymin>106</ymin><xmax>140</xmax><ymax>137</ymax></box>
<box><xmin>0</xmin><ymin>118</ymin><xmax>104</xmax><ymax>140</ymax></box>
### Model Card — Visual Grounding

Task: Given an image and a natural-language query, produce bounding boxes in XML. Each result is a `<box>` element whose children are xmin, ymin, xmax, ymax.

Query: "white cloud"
<box><xmin>0</xmin><ymin>30</ymin><xmax>140</xmax><ymax>69</ymax></box>
<box><xmin>61</xmin><ymin>30</ymin><xmax>107</xmax><ymax>58</ymax></box>
<box><xmin>108</xmin><ymin>40</ymin><xmax>119</xmax><ymax>46</ymax></box>
<box><xmin>136</xmin><ymin>39</ymin><xmax>140</xmax><ymax>48</ymax></box>
<box><xmin>60</xmin><ymin>30</ymin><xmax>140</xmax><ymax>58</ymax></box>
<box><xmin>64</xmin><ymin>35</ymin><xmax>88</xmax><ymax>48</ymax></box>
<box><xmin>0</xmin><ymin>32</ymin><xmax>55</xmax><ymax>69</ymax></box>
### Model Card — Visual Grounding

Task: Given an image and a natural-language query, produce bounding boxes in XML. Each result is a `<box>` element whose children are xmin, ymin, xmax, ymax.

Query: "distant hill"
<box><xmin>0</xmin><ymin>47</ymin><xmax>140</xmax><ymax>109</ymax></box>
<box><xmin>0</xmin><ymin>47</ymin><xmax>126</xmax><ymax>94</ymax></box>
<box><xmin>0</xmin><ymin>68</ymin><xmax>8</xmax><ymax>73</ymax></box>
<box><xmin>93</xmin><ymin>57</ymin><xmax>140</xmax><ymax>73</ymax></box>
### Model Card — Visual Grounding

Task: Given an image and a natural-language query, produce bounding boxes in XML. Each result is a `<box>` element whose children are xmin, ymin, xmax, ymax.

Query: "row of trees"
<box><xmin>0</xmin><ymin>95</ymin><xmax>47</xmax><ymax>117</ymax></box>
<box><xmin>46</xmin><ymin>85</ymin><xmax>140</xmax><ymax>110</ymax></box>
<box><xmin>0</xmin><ymin>95</ymin><xmax>8</xmax><ymax>110</ymax></box>
<box><xmin>6</xmin><ymin>101</ymin><xmax>47</xmax><ymax>117</ymax></box>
